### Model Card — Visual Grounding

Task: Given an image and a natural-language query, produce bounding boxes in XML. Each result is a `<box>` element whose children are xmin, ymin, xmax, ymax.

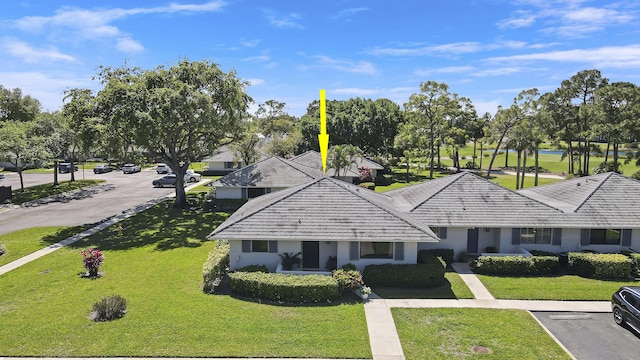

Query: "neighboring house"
<box><xmin>207</xmin><ymin>177</ymin><xmax>440</xmax><ymax>272</ymax></box>
<box><xmin>209</xmin><ymin>156</ymin><xmax>324</xmax><ymax>199</ymax></box>
<box><xmin>202</xmin><ymin>145</ymin><xmax>267</xmax><ymax>174</ymax></box>
<box><xmin>518</xmin><ymin>172</ymin><xmax>640</xmax><ymax>254</ymax></box>
<box><xmin>289</xmin><ymin>150</ymin><xmax>384</xmax><ymax>183</ymax></box>
<box><xmin>386</xmin><ymin>171</ymin><xmax>570</xmax><ymax>257</ymax></box>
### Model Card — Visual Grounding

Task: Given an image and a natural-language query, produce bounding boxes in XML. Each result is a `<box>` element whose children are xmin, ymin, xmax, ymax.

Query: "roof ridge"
<box><xmin>572</xmin><ymin>172</ymin><xmax>614</xmax><ymax>213</ymax></box>
<box><xmin>276</xmin><ymin>157</ymin><xmax>321</xmax><ymax>179</ymax></box>
<box><xmin>408</xmin><ymin>172</ymin><xmax>468</xmax><ymax>211</ymax></box>
<box><xmin>333</xmin><ymin>178</ymin><xmax>437</xmax><ymax>237</ymax></box>
<box><xmin>212</xmin><ymin>177</ymin><xmax>326</xmax><ymax>235</ymax></box>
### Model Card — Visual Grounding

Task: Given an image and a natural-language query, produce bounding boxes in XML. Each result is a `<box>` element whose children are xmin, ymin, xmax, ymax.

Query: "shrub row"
<box><xmin>363</xmin><ymin>254</ymin><xmax>445</xmax><ymax>288</ymax></box>
<box><xmin>418</xmin><ymin>249</ymin><xmax>454</xmax><ymax>266</ymax></box>
<box><xmin>229</xmin><ymin>272</ymin><xmax>341</xmax><ymax>303</ymax></box>
<box><xmin>632</xmin><ymin>254</ymin><xmax>640</xmax><ymax>277</ymax></box>
<box><xmin>474</xmin><ymin>255</ymin><xmax>560</xmax><ymax>276</ymax></box>
<box><xmin>568</xmin><ymin>252</ymin><xmax>633</xmax><ymax>279</ymax></box>
<box><xmin>202</xmin><ymin>240</ymin><xmax>230</xmax><ymax>293</ymax></box>
<box><xmin>236</xmin><ymin>264</ymin><xmax>269</xmax><ymax>273</ymax></box>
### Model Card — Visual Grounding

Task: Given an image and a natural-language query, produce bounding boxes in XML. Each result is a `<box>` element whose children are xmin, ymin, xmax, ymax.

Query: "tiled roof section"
<box><xmin>289</xmin><ymin>150</ymin><xmax>383</xmax><ymax>177</ymax></box>
<box><xmin>202</xmin><ymin>145</ymin><xmax>267</xmax><ymax>163</ymax></box>
<box><xmin>387</xmin><ymin>172</ymin><xmax>567</xmax><ymax>227</ymax></box>
<box><xmin>519</xmin><ymin>172</ymin><xmax>640</xmax><ymax>227</ymax></box>
<box><xmin>209</xmin><ymin>156</ymin><xmax>324</xmax><ymax>188</ymax></box>
<box><xmin>208</xmin><ymin>177</ymin><xmax>440</xmax><ymax>242</ymax></box>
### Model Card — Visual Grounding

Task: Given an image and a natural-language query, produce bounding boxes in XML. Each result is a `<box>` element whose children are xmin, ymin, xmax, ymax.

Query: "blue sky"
<box><xmin>1</xmin><ymin>0</ymin><xmax>639</xmax><ymax>118</ymax></box>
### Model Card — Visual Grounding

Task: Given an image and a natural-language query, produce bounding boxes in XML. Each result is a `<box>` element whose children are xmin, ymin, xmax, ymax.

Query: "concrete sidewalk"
<box><xmin>363</xmin><ymin>262</ymin><xmax>612</xmax><ymax>360</ymax></box>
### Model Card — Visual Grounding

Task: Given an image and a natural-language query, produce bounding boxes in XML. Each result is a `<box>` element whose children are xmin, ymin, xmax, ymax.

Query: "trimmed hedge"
<box><xmin>568</xmin><ymin>252</ymin><xmax>633</xmax><ymax>279</ymax></box>
<box><xmin>631</xmin><ymin>253</ymin><xmax>640</xmax><ymax>277</ymax></box>
<box><xmin>202</xmin><ymin>240</ymin><xmax>230</xmax><ymax>293</ymax></box>
<box><xmin>229</xmin><ymin>272</ymin><xmax>341</xmax><ymax>303</ymax></box>
<box><xmin>363</xmin><ymin>255</ymin><xmax>445</xmax><ymax>288</ymax></box>
<box><xmin>474</xmin><ymin>255</ymin><xmax>560</xmax><ymax>276</ymax></box>
<box><xmin>236</xmin><ymin>264</ymin><xmax>269</xmax><ymax>273</ymax></box>
<box><xmin>418</xmin><ymin>249</ymin><xmax>454</xmax><ymax>266</ymax></box>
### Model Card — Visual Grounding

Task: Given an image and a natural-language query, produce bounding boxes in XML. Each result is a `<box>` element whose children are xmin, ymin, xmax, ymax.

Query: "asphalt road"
<box><xmin>533</xmin><ymin>311</ymin><xmax>640</xmax><ymax>360</ymax></box>
<box><xmin>0</xmin><ymin>169</ymin><xmax>177</xmax><ymax>236</ymax></box>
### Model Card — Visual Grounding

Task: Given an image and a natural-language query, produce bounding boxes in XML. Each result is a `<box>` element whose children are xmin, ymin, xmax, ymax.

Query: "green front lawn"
<box><xmin>11</xmin><ymin>180</ymin><xmax>105</xmax><ymax>205</ymax></box>
<box><xmin>373</xmin><ymin>271</ymin><xmax>474</xmax><ymax>299</ymax></box>
<box><xmin>0</xmin><ymin>203</ymin><xmax>371</xmax><ymax>358</ymax></box>
<box><xmin>0</xmin><ymin>227</ymin><xmax>88</xmax><ymax>266</ymax></box>
<box><xmin>477</xmin><ymin>274</ymin><xmax>638</xmax><ymax>300</ymax></box>
<box><xmin>393</xmin><ymin>308</ymin><xmax>571</xmax><ymax>360</ymax></box>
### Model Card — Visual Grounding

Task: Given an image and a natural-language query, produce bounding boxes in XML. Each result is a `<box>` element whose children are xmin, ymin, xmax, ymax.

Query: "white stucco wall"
<box><xmin>215</xmin><ymin>187</ymin><xmax>242</xmax><ymax>199</ymax></box>
<box><xmin>229</xmin><ymin>240</ymin><xmax>339</xmax><ymax>272</ymax></box>
<box><xmin>336</xmin><ymin>241</ymin><xmax>419</xmax><ymax>272</ymax></box>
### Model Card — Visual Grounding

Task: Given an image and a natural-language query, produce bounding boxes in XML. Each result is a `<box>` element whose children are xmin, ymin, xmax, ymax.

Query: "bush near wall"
<box><xmin>474</xmin><ymin>256</ymin><xmax>560</xmax><ymax>276</ymax></box>
<box><xmin>418</xmin><ymin>249</ymin><xmax>454</xmax><ymax>266</ymax></box>
<box><xmin>229</xmin><ymin>272</ymin><xmax>341</xmax><ymax>303</ymax></box>
<box><xmin>631</xmin><ymin>254</ymin><xmax>640</xmax><ymax>278</ymax></box>
<box><xmin>202</xmin><ymin>240</ymin><xmax>230</xmax><ymax>293</ymax></box>
<box><xmin>236</xmin><ymin>264</ymin><xmax>269</xmax><ymax>273</ymax></box>
<box><xmin>568</xmin><ymin>252</ymin><xmax>633</xmax><ymax>279</ymax></box>
<box><xmin>363</xmin><ymin>255</ymin><xmax>445</xmax><ymax>288</ymax></box>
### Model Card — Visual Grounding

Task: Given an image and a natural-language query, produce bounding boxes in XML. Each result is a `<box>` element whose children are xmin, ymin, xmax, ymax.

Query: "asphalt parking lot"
<box><xmin>533</xmin><ymin>311</ymin><xmax>640</xmax><ymax>360</ymax></box>
<box><xmin>0</xmin><ymin>168</ymin><xmax>179</xmax><ymax>235</ymax></box>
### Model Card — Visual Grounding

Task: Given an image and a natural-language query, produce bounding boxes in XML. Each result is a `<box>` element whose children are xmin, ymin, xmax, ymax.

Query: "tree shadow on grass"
<box><xmin>372</xmin><ymin>278</ymin><xmax>459</xmax><ymax>299</ymax></box>
<box><xmin>41</xmin><ymin>202</ymin><xmax>230</xmax><ymax>252</ymax></box>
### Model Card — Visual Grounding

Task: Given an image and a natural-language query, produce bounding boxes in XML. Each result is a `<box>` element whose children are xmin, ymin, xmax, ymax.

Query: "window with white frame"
<box><xmin>520</xmin><ymin>228</ymin><xmax>552</xmax><ymax>244</ymax></box>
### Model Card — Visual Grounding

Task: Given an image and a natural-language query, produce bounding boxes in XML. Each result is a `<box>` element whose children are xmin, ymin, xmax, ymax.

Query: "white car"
<box><xmin>156</xmin><ymin>163</ymin><xmax>170</xmax><ymax>174</ymax></box>
<box><xmin>184</xmin><ymin>170</ymin><xmax>201</xmax><ymax>183</ymax></box>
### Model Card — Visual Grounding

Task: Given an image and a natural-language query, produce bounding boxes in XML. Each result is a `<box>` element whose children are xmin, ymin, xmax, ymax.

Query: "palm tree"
<box><xmin>328</xmin><ymin>144</ymin><xmax>363</xmax><ymax>177</ymax></box>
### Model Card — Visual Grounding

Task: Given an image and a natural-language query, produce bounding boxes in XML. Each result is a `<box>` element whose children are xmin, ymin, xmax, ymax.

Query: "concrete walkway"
<box><xmin>363</xmin><ymin>262</ymin><xmax>611</xmax><ymax>360</ymax></box>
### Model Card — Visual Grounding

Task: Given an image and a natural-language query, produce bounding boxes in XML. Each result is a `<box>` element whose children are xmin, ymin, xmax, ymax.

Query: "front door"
<box><xmin>302</xmin><ymin>241</ymin><xmax>320</xmax><ymax>269</ymax></box>
<box><xmin>467</xmin><ymin>228</ymin><xmax>479</xmax><ymax>254</ymax></box>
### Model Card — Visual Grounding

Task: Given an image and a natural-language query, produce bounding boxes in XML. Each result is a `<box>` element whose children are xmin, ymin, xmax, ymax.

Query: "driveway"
<box><xmin>0</xmin><ymin>169</ymin><xmax>180</xmax><ymax>235</ymax></box>
<box><xmin>533</xmin><ymin>311</ymin><xmax>640</xmax><ymax>360</ymax></box>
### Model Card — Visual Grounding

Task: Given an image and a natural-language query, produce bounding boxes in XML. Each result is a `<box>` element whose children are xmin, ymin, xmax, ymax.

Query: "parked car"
<box><xmin>58</xmin><ymin>163</ymin><xmax>78</xmax><ymax>173</ymax></box>
<box><xmin>184</xmin><ymin>170</ymin><xmax>202</xmax><ymax>183</ymax></box>
<box><xmin>612</xmin><ymin>286</ymin><xmax>640</xmax><ymax>333</ymax></box>
<box><xmin>152</xmin><ymin>174</ymin><xmax>177</xmax><ymax>188</ymax></box>
<box><xmin>156</xmin><ymin>163</ymin><xmax>170</xmax><ymax>174</ymax></box>
<box><xmin>93</xmin><ymin>164</ymin><xmax>113</xmax><ymax>174</ymax></box>
<box><xmin>123</xmin><ymin>163</ymin><xmax>142</xmax><ymax>174</ymax></box>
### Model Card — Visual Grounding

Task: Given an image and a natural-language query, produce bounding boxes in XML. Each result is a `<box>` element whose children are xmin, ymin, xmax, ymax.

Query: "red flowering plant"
<box><xmin>81</xmin><ymin>248</ymin><xmax>105</xmax><ymax>278</ymax></box>
<box><xmin>359</xmin><ymin>166</ymin><xmax>374</xmax><ymax>182</ymax></box>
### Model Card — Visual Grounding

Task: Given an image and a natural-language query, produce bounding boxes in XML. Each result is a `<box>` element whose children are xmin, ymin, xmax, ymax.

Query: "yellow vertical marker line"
<box><xmin>318</xmin><ymin>89</ymin><xmax>329</xmax><ymax>174</ymax></box>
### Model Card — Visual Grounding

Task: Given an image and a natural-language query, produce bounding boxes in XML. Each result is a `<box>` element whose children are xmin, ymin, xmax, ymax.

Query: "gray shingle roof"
<box><xmin>202</xmin><ymin>145</ymin><xmax>267</xmax><ymax>163</ymax></box>
<box><xmin>518</xmin><ymin>172</ymin><xmax>640</xmax><ymax>227</ymax></box>
<box><xmin>386</xmin><ymin>172</ymin><xmax>568</xmax><ymax>227</ymax></box>
<box><xmin>209</xmin><ymin>156</ymin><xmax>324</xmax><ymax>188</ymax></box>
<box><xmin>208</xmin><ymin>177</ymin><xmax>440</xmax><ymax>242</ymax></box>
<box><xmin>289</xmin><ymin>150</ymin><xmax>383</xmax><ymax>177</ymax></box>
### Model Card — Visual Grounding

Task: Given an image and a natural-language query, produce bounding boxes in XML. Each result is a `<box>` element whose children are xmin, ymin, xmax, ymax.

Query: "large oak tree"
<box><xmin>95</xmin><ymin>59</ymin><xmax>251</xmax><ymax>208</ymax></box>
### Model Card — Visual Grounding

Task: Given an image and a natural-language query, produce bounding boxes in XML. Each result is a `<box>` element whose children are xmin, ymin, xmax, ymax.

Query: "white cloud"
<box><xmin>265</xmin><ymin>12</ymin><xmax>303</xmax><ymax>29</ymax></box>
<box><xmin>485</xmin><ymin>45</ymin><xmax>640</xmax><ymax>68</ymax></box>
<box><xmin>332</xmin><ymin>87</ymin><xmax>380</xmax><ymax>96</ymax></box>
<box><xmin>8</xmin><ymin>1</ymin><xmax>225</xmax><ymax>51</ymax></box>
<box><xmin>0</xmin><ymin>71</ymin><xmax>90</xmax><ymax>111</ymax></box>
<box><xmin>472</xmin><ymin>67</ymin><xmax>524</xmax><ymax>77</ymax></box>
<box><xmin>414</xmin><ymin>66</ymin><xmax>475</xmax><ymax>77</ymax></box>
<box><xmin>367</xmin><ymin>42</ymin><xmax>484</xmax><ymax>56</ymax></box>
<box><xmin>312</xmin><ymin>55</ymin><xmax>377</xmax><ymax>74</ymax></box>
<box><xmin>245</xmin><ymin>78</ymin><xmax>265</xmax><ymax>86</ymax></box>
<box><xmin>332</xmin><ymin>7</ymin><xmax>369</xmax><ymax>20</ymax></box>
<box><xmin>2</xmin><ymin>37</ymin><xmax>75</xmax><ymax>63</ymax></box>
<box><xmin>116</xmin><ymin>37</ymin><xmax>144</xmax><ymax>53</ymax></box>
<box><xmin>240</xmin><ymin>39</ymin><xmax>260</xmax><ymax>48</ymax></box>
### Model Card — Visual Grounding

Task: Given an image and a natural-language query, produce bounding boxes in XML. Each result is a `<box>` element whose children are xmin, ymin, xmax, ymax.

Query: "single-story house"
<box><xmin>289</xmin><ymin>150</ymin><xmax>384</xmax><ymax>183</ymax></box>
<box><xmin>207</xmin><ymin>177</ymin><xmax>440</xmax><ymax>272</ymax></box>
<box><xmin>387</xmin><ymin>171</ymin><xmax>640</xmax><ymax>257</ymax></box>
<box><xmin>202</xmin><ymin>145</ymin><xmax>268</xmax><ymax>173</ymax></box>
<box><xmin>517</xmin><ymin>172</ymin><xmax>640</xmax><ymax>254</ymax></box>
<box><xmin>209</xmin><ymin>156</ymin><xmax>324</xmax><ymax>199</ymax></box>
<box><xmin>386</xmin><ymin>172</ymin><xmax>570</xmax><ymax>257</ymax></box>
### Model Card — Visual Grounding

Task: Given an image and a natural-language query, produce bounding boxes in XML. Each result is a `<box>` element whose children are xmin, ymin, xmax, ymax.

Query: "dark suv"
<box><xmin>612</xmin><ymin>286</ymin><xmax>640</xmax><ymax>334</ymax></box>
<box><xmin>58</xmin><ymin>163</ymin><xmax>78</xmax><ymax>173</ymax></box>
